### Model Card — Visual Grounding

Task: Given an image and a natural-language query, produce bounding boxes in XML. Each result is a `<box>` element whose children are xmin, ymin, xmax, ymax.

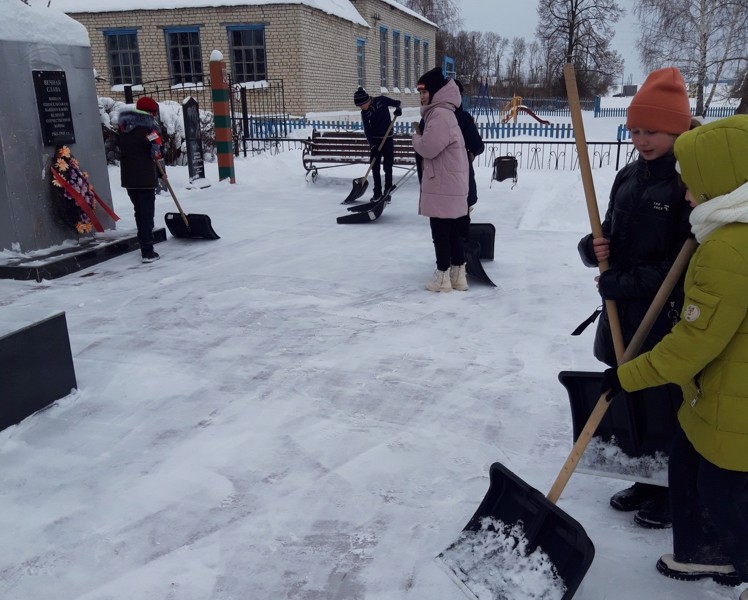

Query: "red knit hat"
<box><xmin>626</xmin><ymin>67</ymin><xmax>691</xmax><ymax>135</ymax></box>
<box><xmin>136</xmin><ymin>96</ymin><xmax>159</xmax><ymax>115</ymax></box>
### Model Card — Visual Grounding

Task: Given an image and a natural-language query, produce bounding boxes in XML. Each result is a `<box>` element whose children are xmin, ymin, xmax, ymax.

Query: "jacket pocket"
<box><xmin>682</xmin><ymin>286</ymin><xmax>719</xmax><ymax>331</ymax></box>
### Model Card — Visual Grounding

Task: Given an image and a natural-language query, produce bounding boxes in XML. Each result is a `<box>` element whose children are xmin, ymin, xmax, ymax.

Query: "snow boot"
<box><xmin>634</xmin><ymin>494</ymin><xmax>672</xmax><ymax>529</ymax></box>
<box><xmin>656</xmin><ymin>554</ymin><xmax>740</xmax><ymax>586</ymax></box>
<box><xmin>450</xmin><ymin>263</ymin><xmax>468</xmax><ymax>291</ymax></box>
<box><xmin>426</xmin><ymin>269</ymin><xmax>452</xmax><ymax>293</ymax></box>
<box><xmin>610</xmin><ymin>482</ymin><xmax>660</xmax><ymax>512</ymax></box>
<box><xmin>141</xmin><ymin>249</ymin><xmax>160</xmax><ymax>263</ymax></box>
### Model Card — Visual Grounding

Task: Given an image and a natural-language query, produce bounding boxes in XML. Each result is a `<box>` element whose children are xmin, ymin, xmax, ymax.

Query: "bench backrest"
<box><xmin>309</xmin><ymin>129</ymin><xmax>415</xmax><ymax>162</ymax></box>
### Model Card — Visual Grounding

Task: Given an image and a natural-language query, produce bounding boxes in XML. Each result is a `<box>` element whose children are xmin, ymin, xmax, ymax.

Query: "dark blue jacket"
<box><xmin>360</xmin><ymin>96</ymin><xmax>401</xmax><ymax>147</ymax></box>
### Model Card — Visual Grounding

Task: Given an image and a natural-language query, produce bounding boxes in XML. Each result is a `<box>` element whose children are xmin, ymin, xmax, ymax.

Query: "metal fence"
<box><xmin>479</xmin><ymin>139</ymin><xmax>636</xmax><ymax>171</ymax></box>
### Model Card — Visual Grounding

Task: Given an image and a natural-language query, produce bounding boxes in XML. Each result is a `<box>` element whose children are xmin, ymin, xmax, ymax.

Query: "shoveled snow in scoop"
<box><xmin>579</xmin><ymin>436</ymin><xmax>668</xmax><ymax>483</ymax></box>
<box><xmin>437</xmin><ymin>517</ymin><xmax>566</xmax><ymax>600</ymax></box>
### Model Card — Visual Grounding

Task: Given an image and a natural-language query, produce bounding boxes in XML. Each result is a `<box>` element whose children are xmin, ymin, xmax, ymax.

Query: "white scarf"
<box><xmin>689</xmin><ymin>181</ymin><xmax>748</xmax><ymax>242</ymax></box>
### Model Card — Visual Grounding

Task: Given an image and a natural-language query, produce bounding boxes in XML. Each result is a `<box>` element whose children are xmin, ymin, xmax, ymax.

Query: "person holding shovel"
<box><xmin>354</xmin><ymin>87</ymin><xmax>402</xmax><ymax>202</ymax></box>
<box><xmin>577</xmin><ymin>67</ymin><xmax>694</xmax><ymax>528</ymax></box>
<box><xmin>118</xmin><ymin>96</ymin><xmax>167</xmax><ymax>263</ymax></box>
<box><xmin>602</xmin><ymin>114</ymin><xmax>748</xmax><ymax>596</ymax></box>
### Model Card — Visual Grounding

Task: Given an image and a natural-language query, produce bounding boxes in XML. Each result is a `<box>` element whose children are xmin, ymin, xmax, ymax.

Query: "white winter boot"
<box><xmin>450</xmin><ymin>263</ymin><xmax>468</xmax><ymax>291</ymax></box>
<box><xmin>426</xmin><ymin>269</ymin><xmax>452</xmax><ymax>292</ymax></box>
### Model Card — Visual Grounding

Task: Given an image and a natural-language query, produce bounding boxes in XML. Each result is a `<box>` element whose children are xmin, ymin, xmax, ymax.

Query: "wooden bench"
<box><xmin>302</xmin><ymin>129</ymin><xmax>415</xmax><ymax>181</ymax></box>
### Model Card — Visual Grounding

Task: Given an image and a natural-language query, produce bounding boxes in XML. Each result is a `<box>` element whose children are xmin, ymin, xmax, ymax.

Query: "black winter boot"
<box><xmin>610</xmin><ymin>482</ymin><xmax>661</xmax><ymax>512</ymax></box>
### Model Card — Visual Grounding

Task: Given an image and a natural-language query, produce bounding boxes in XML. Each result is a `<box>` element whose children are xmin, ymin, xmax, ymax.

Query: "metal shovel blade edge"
<box><xmin>437</xmin><ymin>462</ymin><xmax>594</xmax><ymax>600</ymax></box>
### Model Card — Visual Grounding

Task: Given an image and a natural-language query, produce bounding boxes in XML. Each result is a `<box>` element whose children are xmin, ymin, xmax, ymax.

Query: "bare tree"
<box><xmin>400</xmin><ymin>0</ymin><xmax>463</xmax><ymax>63</ymax></box>
<box><xmin>506</xmin><ymin>37</ymin><xmax>528</xmax><ymax>88</ymax></box>
<box><xmin>535</xmin><ymin>0</ymin><xmax>624</xmax><ymax>95</ymax></box>
<box><xmin>636</xmin><ymin>0</ymin><xmax>748</xmax><ymax>115</ymax></box>
<box><xmin>736</xmin><ymin>68</ymin><xmax>748</xmax><ymax>113</ymax></box>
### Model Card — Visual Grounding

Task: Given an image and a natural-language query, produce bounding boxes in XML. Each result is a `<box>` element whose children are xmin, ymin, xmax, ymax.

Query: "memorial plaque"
<box><xmin>32</xmin><ymin>70</ymin><xmax>75</xmax><ymax>146</ymax></box>
<box><xmin>183</xmin><ymin>97</ymin><xmax>206</xmax><ymax>181</ymax></box>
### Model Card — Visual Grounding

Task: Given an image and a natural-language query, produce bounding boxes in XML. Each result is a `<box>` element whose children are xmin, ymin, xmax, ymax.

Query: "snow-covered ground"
<box><xmin>0</xmin><ymin>111</ymin><xmax>743</xmax><ymax>600</ymax></box>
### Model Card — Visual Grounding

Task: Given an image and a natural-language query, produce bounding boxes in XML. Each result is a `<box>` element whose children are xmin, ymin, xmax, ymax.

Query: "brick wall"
<box><xmin>67</xmin><ymin>0</ymin><xmax>436</xmax><ymax>115</ymax></box>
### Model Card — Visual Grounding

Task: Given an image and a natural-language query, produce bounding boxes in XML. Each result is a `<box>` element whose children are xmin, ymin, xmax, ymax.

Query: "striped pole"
<box><xmin>210</xmin><ymin>54</ymin><xmax>235</xmax><ymax>183</ymax></box>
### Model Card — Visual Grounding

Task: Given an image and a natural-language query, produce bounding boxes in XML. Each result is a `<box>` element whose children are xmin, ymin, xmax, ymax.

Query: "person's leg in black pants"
<box><xmin>669</xmin><ymin>425</ymin><xmax>733</xmax><ymax>566</ymax></box>
<box><xmin>127</xmin><ymin>188</ymin><xmax>156</xmax><ymax>257</ymax></box>
<box><xmin>382</xmin><ymin>137</ymin><xmax>394</xmax><ymax>193</ymax></box>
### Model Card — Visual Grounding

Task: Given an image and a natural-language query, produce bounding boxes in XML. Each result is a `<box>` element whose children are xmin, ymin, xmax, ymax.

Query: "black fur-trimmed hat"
<box><xmin>354</xmin><ymin>87</ymin><xmax>371</xmax><ymax>106</ymax></box>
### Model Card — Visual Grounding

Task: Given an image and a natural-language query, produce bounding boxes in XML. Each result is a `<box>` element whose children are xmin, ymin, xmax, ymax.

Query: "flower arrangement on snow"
<box><xmin>50</xmin><ymin>145</ymin><xmax>119</xmax><ymax>234</ymax></box>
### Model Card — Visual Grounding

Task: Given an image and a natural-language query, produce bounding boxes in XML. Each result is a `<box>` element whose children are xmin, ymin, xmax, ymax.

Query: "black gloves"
<box><xmin>394</xmin><ymin>106</ymin><xmax>402</xmax><ymax>117</ymax></box>
<box><xmin>601</xmin><ymin>367</ymin><xmax>624</xmax><ymax>400</ymax></box>
<box><xmin>370</xmin><ymin>147</ymin><xmax>380</xmax><ymax>160</ymax></box>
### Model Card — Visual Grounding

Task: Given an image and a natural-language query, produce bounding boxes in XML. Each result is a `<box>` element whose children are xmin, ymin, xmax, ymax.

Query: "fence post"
<box><xmin>209</xmin><ymin>51</ymin><xmax>236</xmax><ymax>183</ymax></box>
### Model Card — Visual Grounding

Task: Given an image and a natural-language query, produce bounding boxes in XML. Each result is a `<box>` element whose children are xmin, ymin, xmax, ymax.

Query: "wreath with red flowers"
<box><xmin>50</xmin><ymin>146</ymin><xmax>119</xmax><ymax>234</ymax></box>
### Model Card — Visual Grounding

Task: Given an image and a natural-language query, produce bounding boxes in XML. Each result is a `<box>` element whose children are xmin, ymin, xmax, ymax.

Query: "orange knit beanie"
<box><xmin>626</xmin><ymin>67</ymin><xmax>691</xmax><ymax>135</ymax></box>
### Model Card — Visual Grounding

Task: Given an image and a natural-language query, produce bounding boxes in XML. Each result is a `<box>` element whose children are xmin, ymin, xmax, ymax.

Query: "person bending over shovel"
<box><xmin>602</xmin><ymin>114</ymin><xmax>748</xmax><ymax>597</ymax></box>
<box><xmin>354</xmin><ymin>87</ymin><xmax>401</xmax><ymax>202</ymax></box>
<box><xmin>118</xmin><ymin>96</ymin><xmax>167</xmax><ymax>263</ymax></box>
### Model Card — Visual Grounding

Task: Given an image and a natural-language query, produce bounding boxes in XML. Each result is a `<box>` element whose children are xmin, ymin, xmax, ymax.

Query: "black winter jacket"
<box><xmin>454</xmin><ymin>106</ymin><xmax>484</xmax><ymax>206</ymax></box>
<box><xmin>578</xmin><ymin>153</ymin><xmax>691</xmax><ymax>366</ymax></box>
<box><xmin>118</xmin><ymin>111</ymin><xmax>162</xmax><ymax>189</ymax></box>
<box><xmin>360</xmin><ymin>96</ymin><xmax>400</xmax><ymax>147</ymax></box>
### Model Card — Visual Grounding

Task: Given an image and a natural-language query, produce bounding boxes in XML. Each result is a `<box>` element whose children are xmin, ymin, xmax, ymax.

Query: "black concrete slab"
<box><xmin>0</xmin><ymin>228</ymin><xmax>166</xmax><ymax>282</ymax></box>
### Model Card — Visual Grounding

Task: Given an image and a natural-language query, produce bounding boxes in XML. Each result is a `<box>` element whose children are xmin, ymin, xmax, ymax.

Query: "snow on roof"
<box><xmin>379</xmin><ymin>0</ymin><xmax>437</xmax><ymax>28</ymax></box>
<box><xmin>2</xmin><ymin>0</ymin><xmax>89</xmax><ymax>46</ymax></box>
<box><xmin>51</xmin><ymin>0</ymin><xmax>369</xmax><ymax>27</ymax></box>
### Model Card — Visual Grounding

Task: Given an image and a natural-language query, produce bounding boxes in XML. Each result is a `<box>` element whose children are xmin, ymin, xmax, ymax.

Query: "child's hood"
<box><xmin>675</xmin><ymin>115</ymin><xmax>748</xmax><ymax>203</ymax></box>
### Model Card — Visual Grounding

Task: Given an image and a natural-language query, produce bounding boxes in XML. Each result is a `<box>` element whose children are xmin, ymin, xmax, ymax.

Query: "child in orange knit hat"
<box><xmin>577</xmin><ymin>67</ymin><xmax>695</xmax><ymax>528</ymax></box>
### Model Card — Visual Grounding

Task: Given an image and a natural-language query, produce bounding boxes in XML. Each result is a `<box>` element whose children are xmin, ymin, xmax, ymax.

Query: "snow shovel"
<box><xmin>437</xmin><ymin>237</ymin><xmax>697</xmax><ymax>600</ymax></box>
<box><xmin>158</xmin><ymin>162</ymin><xmax>220</xmax><ymax>240</ymax></box>
<box><xmin>346</xmin><ymin>164</ymin><xmax>417</xmax><ymax>212</ymax></box>
<box><xmin>564</xmin><ymin>63</ymin><xmax>625</xmax><ymax>364</ymax></box>
<box><xmin>341</xmin><ymin>115</ymin><xmax>399</xmax><ymax>204</ymax></box>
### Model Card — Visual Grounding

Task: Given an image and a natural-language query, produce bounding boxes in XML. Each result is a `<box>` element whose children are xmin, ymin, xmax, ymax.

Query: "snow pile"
<box><xmin>438</xmin><ymin>517</ymin><xmax>566</xmax><ymax>600</ymax></box>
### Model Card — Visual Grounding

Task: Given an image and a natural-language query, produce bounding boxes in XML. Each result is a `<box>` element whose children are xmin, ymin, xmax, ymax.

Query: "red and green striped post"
<box><xmin>210</xmin><ymin>54</ymin><xmax>235</xmax><ymax>183</ymax></box>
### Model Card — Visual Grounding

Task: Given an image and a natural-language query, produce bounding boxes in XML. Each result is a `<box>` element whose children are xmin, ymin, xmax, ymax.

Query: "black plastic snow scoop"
<box><xmin>346</xmin><ymin>164</ymin><xmax>417</xmax><ymax>213</ymax></box>
<box><xmin>341</xmin><ymin>115</ymin><xmax>398</xmax><ymax>205</ymax></box>
<box><xmin>437</xmin><ymin>236</ymin><xmax>697</xmax><ymax>600</ymax></box>
<box><xmin>158</xmin><ymin>162</ymin><xmax>220</xmax><ymax>240</ymax></box>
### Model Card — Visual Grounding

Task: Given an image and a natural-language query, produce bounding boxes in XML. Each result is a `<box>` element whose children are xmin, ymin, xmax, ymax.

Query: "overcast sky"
<box><xmin>458</xmin><ymin>0</ymin><xmax>645</xmax><ymax>85</ymax></box>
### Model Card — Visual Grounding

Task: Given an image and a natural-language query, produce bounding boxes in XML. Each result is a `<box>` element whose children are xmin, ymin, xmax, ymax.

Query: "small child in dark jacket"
<box><xmin>578</xmin><ymin>67</ymin><xmax>694</xmax><ymax>528</ymax></box>
<box><xmin>354</xmin><ymin>87</ymin><xmax>401</xmax><ymax>201</ymax></box>
<box><xmin>118</xmin><ymin>96</ymin><xmax>166</xmax><ymax>263</ymax></box>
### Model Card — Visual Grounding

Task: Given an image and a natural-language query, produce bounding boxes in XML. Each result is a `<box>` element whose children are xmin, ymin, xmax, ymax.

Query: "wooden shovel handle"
<box><xmin>359</xmin><ymin>115</ymin><xmax>398</xmax><ymax>182</ymax></box>
<box><xmin>547</xmin><ymin>237</ymin><xmax>698</xmax><ymax>503</ymax></box>
<box><xmin>564</xmin><ymin>63</ymin><xmax>626</xmax><ymax>364</ymax></box>
<box><xmin>156</xmin><ymin>160</ymin><xmax>189</xmax><ymax>228</ymax></box>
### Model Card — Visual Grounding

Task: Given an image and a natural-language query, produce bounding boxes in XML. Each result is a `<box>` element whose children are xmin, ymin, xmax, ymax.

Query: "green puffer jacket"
<box><xmin>618</xmin><ymin>115</ymin><xmax>748</xmax><ymax>471</ymax></box>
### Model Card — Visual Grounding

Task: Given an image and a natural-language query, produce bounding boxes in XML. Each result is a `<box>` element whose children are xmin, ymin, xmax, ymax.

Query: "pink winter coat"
<box><xmin>412</xmin><ymin>80</ymin><xmax>469</xmax><ymax>218</ymax></box>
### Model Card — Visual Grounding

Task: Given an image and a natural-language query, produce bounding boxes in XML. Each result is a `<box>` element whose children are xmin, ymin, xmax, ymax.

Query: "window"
<box><xmin>357</xmin><ymin>39</ymin><xmax>366</xmax><ymax>88</ymax></box>
<box><xmin>414</xmin><ymin>38</ymin><xmax>421</xmax><ymax>80</ymax></box>
<box><xmin>423</xmin><ymin>42</ymin><xmax>429</xmax><ymax>72</ymax></box>
<box><xmin>165</xmin><ymin>27</ymin><xmax>203</xmax><ymax>85</ymax></box>
<box><xmin>104</xmin><ymin>29</ymin><xmax>142</xmax><ymax>86</ymax></box>
<box><xmin>392</xmin><ymin>31</ymin><xmax>400</xmax><ymax>90</ymax></box>
<box><xmin>228</xmin><ymin>25</ymin><xmax>266</xmax><ymax>83</ymax></box>
<box><xmin>379</xmin><ymin>27</ymin><xmax>388</xmax><ymax>89</ymax></box>
<box><xmin>404</xmin><ymin>35</ymin><xmax>411</xmax><ymax>89</ymax></box>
